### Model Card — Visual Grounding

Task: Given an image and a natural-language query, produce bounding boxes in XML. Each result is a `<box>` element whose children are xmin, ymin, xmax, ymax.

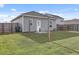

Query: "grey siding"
<box><xmin>41</xmin><ymin>19</ymin><xmax>57</xmax><ymax>32</ymax></box>
<box><xmin>41</xmin><ymin>19</ymin><xmax>49</xmax><ymax>32</ymax></box>
<box><xmin>23</xmin><ymin>16</ymin><xmax>37</xmax><ymax>32</ymax></box>
<box><xmin>31</xmin><ymin>18</ymin><xmax>36</xmax><ymax>32</ymax></box>
<box><xmin>12</xmin><ymin>17</ymin><xmax>22</xmax><ymax>27</ymax></box>
<box><xmin>23</xmin><ymin>17</ymin><xmax>29</xmax><ymax>32</ymax></box>
<box><xmin>56</xmin><ymin>18</ymin><xmax>64</xmax><ymax>25</ymax></box>
<box><xmin>11</xmin><ymin>16</ymin><xmax>23</xmax><ymax>31</ymax></box>
<box><xmin>12</xmin><ymin>15</ymin><xmax>63</xmax><ymax>32</ymax></box>
<box><xmin>50</xmin><ymin>20</ymin><xmax>56</xmax><ymax>30</ymax></box>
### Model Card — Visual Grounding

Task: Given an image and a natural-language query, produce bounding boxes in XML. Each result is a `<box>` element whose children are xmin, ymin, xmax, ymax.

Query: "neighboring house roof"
<box><xmin>64</xmin><ymin>19</ymin><xmax>79</xmax><ymax>24</ymax></box>
<box><xmin>11</xmin><ymin>11</ymin><xmax>64</xmax><ymax>22</ymax></box>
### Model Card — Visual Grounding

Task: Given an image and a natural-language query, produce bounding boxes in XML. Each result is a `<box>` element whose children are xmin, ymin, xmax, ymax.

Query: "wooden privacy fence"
<box><xmin>0</xmin><ymin>23</ymin><xmax>19</xmax><ymax>33</ymax></box>
<box><xmin>57</xmin><ymin>24</ymin><xmax>79</xmax><ymax>31</ymax></box>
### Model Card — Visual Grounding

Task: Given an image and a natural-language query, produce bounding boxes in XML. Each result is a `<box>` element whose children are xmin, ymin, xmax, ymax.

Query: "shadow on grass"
<box><xmin>21</xmin><ymin>31</ymin><xmax>79</xmax><ymax>43</ymax></box>
<box><xmin>0</xmin><ymin>32</ymin><xmax>21</xmax><ymax>35</ymax></box>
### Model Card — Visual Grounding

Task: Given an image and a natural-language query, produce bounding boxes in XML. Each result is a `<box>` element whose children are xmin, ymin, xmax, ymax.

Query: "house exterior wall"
<box><xmin>56</xmin><ymin>18</ymin><xmax>64</xmax><ymax>25</ymax></box>
<box><xmin>23</xmin><ymin>16</ymin><xmax>37</xmax><ymax>32</ymax></box>
<box><xmin>23</xmin><ymin>16</ymin><xmax>51</xmax><ymax>32</ymax></box>
<box><xmin>40</xmin><ymin>18</ymin><xmax>57</xmax><ymax>32</ymax></box>
<box><xmin>40</xmin><ymin>19</ymin><xmax>49</xmax><ymax>32</ymax></box>
<box><xmin>11</xmin><ymin>17</ymin><xmax>22</xmax><ymax>27</ymax></box>
<box><xmin>23</xmin><ymin>17</ymin><xmax>29</xmax><ymax>32</ymax></box>
<box><xmin>55</xmin><ymin>18</ymin><xmax>64</xmax><ymax>30</ymax></box>
<box><xmin>50</xmin><ymin>20</ymin><xmax>57</xmax><ymax>30</ymax></box>
<box><xmin>12</xmin><ymin>15</ymin><xmax>63</xmax><ymax>32</ymax></box>
<box><xmin>11</xmin><ymin>16</ymin><xmax>23</xmax><ymax>32</ymax></box>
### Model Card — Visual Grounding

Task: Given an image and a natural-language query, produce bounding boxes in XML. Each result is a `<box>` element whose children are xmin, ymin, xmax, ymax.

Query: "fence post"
<box><xmin>77</xmin><ymin>24</ymin><xmax>78</xmax><ymax>31</ymax></box>
<box><xmin>2</xmin><ymin>23</ymin><xmax>4</xmax><ymax>34</ymax></box>
<box><xmin>11</xmin><ymin>23</ymin><xmax>13</xmax><ymax>33</ymax></box>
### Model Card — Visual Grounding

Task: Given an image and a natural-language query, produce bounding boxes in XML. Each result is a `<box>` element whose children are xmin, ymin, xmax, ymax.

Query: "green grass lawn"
<box><xmin>54</xmin><ymin>36</ymin><xmax>79</xmax><ymax>53</ymax></box>
<box><xmin>0</xmin><ymin>31</ymin><xmax>79</xmax><ymax>54</ymax></box>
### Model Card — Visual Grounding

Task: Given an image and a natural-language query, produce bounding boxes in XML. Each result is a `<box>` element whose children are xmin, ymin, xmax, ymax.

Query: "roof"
<box><xmin>23</xmin><ymin>11</ymin><xmax>48</xmax><ymax>17</ymax></box>
<box><xmin>64</xmin><ymin>19</ymin><xmax>79</xmax><ymax>24</ymax></box>
<box><xmin>11</xmin><ymin>11</ymin><xmax>64</xmax><ymax>22</ymax></box>
<box><xmin>44</xmin><ymin>13</ymin><xmax>64</xmax><ymax>19</ymax></box>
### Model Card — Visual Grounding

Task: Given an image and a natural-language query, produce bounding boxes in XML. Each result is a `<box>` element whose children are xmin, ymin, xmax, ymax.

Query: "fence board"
<box><xmin>0</xmin><ymin>23</ymin><xmax>18</xmax><ymax>33</ymax></box>
<box><xmin>57</xmin><ymin>24</ymin><xmax>79</xmax><ymax>31</ymax></box>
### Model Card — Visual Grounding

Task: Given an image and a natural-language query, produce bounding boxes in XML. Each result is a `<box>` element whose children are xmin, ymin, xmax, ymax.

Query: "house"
<box><xmin>57</xmin><ymin>19</ymin><xmax>79</xmax><ymax>31</ymax></box>
<box><xmin>64</xmin><ymin>19</ymin><xmax>79</xmax><ymax>31</ymax></box>
<box><xmin>64</xmin><ymin>19</ymin><xmax>79</xmax><ymax>24</ymax></box>
<box><xmin>11</xmin><ymin>11</ymin><xmax>64</xmax><ymax>33</ymax></box>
